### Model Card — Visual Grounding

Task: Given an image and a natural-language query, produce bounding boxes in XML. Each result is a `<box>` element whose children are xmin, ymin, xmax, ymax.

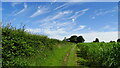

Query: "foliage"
<box><xmin>69</xmin><ymin>35</ymin><xmax>78</xmax><ymax>43</ymax></box>
<box><xmin>77</xmin><ymin>36</ymin><xmax>85</xmax><ymax>43</ymax></box>
<box><xmin>117</xmin><ymin>39</ymin><xmax>120</xmax><ymax>42</ymax></box>
<box><xmin>2</xmin><ymin>24</ymin><xmax>73</xmax><ymax>66</ymax></box>
<box><xmin>77</xmin><ymin>43</ymin><xmax>120</xmax><ymax>67</ymax></box>
<box><xmin>66</xmin><ymin>35</ymin><xmax>85</xmax><ymax>43</ymax></box>
<box><xmin>93</xmin><ymin>38</ymin><xmax>99</xmax><ymax>42</ymax></box>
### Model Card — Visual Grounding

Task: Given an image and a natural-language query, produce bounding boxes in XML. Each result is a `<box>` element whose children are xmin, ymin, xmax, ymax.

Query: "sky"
<box><xmin>2</xmin><ymin>2</ymin><xmax>118</xmax><ymax>42</ymax></box>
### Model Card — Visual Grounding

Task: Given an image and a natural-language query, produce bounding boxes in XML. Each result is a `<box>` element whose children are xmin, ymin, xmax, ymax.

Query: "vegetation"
<box><xmin>64</xmin><ymin>35</ymin><xmax>85</xmax><ymax>43</ymax></box>
<box><xmin>93</xmin><ymin>38</ymin><xmax>99</xmax><ymax>42</ymax></box>
<box><xmin>117</xmin><ymin>39</ymin><xmax>120</xmax><ymax>42</ymax></box>
<box><xmin>2</xmin><ymin>24</ymin><xmax>120</xmax><ymax>67</ymax></box>
<box><xmin>2</xmin><ymin>25</ymin><xmax>75</xmax><ymax>66</ymax></box>
<box><xmin>77</xmin><ymin>43</ymin><xmax>120</xmax><ymax>67</ymax></box>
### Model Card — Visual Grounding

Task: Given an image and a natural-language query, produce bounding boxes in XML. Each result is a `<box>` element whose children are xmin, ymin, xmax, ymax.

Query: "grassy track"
<box><xmin>40</xmin><ymin>45</ymin><xmax>74</xmax><ymax>66</ymax></box>
<box><xmin>66</xmin><ymin>45</ymin><xmax>77</xmax><ymax>66</ymax></box>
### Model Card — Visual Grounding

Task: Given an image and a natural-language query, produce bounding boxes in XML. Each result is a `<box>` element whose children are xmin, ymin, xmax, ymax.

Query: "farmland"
<box><xmin>2</xmin><ymin>25</ymin><xmax>120</xmax><ymax>67</ymax></box>
<box><xmin>77</xmin><ymin>43</ymin><xmax>120</xmax><ymax>67</ymax></box>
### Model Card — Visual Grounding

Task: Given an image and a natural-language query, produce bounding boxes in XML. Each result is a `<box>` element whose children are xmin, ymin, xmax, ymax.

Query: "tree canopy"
<box><xmin>63</xmin><ymin>35</ymin><xmax>85</xmax><ymax>43</ymax></box>
<box><xmin>93</xmin><ymin>38</ymin><xmax>99</xmax><ymax>42</ymax></box>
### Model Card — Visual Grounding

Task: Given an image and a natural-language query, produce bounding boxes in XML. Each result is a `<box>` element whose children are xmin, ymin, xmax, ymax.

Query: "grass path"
<box><xmin>20</xmin><ymin>44</ymin><xmax>77</xmax><ymax>66</ymax></box>
<box><xmin>38</xmin><ymin>44</ymin><xmax>75</xmax><ymax>66</ymax></box>
<box><xmin>40</xmin><ymin>44</ymin><xmax>77</xmax><ymax>66</ymax></box>
<box><xmin>63</xmin><ymin>45</ymin><xmax>77</xmax><ymax>66</ymax></box>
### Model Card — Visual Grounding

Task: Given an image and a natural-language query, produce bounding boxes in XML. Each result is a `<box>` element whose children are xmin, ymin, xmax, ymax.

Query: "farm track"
<box><xmin>62</xmin><ymin>45</ymin><xmax>77</xmax><ymax>66</ymax></box>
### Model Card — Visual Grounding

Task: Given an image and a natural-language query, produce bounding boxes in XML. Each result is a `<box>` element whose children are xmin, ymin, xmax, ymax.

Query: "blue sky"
<box><xmin>2</xmin><ymin>2</ymin><xmax>118</xmax><ymax>42</ymax></box>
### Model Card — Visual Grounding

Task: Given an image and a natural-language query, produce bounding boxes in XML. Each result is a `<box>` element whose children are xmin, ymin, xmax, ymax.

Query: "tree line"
<box><xmin>63</xmin><ymin>35</ymin><xmax>120</xmax><ymax>43</ymax></box>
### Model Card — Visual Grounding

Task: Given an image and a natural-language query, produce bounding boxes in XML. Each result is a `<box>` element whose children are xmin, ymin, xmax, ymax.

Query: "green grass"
<box><xmin>67</xmin><ymin>45</ymin><xmax>77</xmax><ymax>66</ymax></box>
<box><xmin>12</xmin><ymin>44</ymin><xmax>74</xmax><ymax>66</ymax></box>
<box><xmin>77</xmin><ymin>42</ymin><xmax>120</xmax><ymax>67</ymax></box>
<box><xmin>2</xmin><ymin>25</ymin><xmax>75</xmax><ymax>66</ymax></box>
<box><xmin>41</xmin><ymin>45</ymin><xmax>73</xmax><ymax>66</ymax></box>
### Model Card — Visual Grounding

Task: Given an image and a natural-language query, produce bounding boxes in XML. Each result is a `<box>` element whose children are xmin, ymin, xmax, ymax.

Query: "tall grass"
<box><xmin>77</xmin><ymin>43</ymin><xmax>120</xmax><ymax>67</ymax></box>
<box><xmin>2</xmin><ymin>24</ymin><xmax>74</xmax><ymax>66</ymax></box>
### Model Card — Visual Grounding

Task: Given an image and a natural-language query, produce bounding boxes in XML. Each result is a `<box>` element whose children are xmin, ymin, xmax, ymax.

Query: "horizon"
<box><xmin>2</xmin><ymin>2</ymin><xmax>118</xmax><ymax>42</ymax></box>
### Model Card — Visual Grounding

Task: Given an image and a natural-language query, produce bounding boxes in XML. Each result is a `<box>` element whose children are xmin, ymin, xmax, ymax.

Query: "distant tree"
<box><xmin>77</xmin><ymin>36</ymin><xmax>85</xmax><ymax>43</ymax></box>
<box><xmin>117</xmin><ymin>39</ymin><xmax>120</xmax><ymax>42</ymax></box>
<box><xmin>93</xmin><ymin>38</ymin><xmax>99</xmax><ymax>42</ymax></box>
<box><xmin>69</xmin><ymin>35</ymin><xmax>77</xmax><ymax>43</ymax></box>
<box><xmin>110</xmin><ymin>41</ymin><xmax>115</xmax><ymax>43</ymax></box>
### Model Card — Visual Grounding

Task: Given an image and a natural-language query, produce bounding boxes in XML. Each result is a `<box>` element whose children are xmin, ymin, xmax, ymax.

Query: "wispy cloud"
<box><xmin>103</xmin><ymin>25</ymin><xmax>111</xmax><ymax>29</ymax></box>
<box><xmin>90</xmin><ymin>6</ymin><xmax>117</xmax><ymax>20</ymax></box>
<box><xmin>95</xmin><ymin>6</ymin><xmax>117</xmax><ymax>16</ymax></box>
<box><xmin>42</xmin><ymin>10</ymin><xmax>72</xmax><ymax>22</ymax></box>
<box><xmin>51</xmin><ymin>0</ymin><xmax>57</xmax><ymax>5</ymax></box>
<box><xmin>103</xmin><ymin>25</ymin><xmax>117</xmax><ymax>31</ymax></box>
<box><xmin>54</xmin><ymin>3</ymin><xmax>68</xmax><ymax>10</ymax></box>
<box><xmin>14</xmin><ymin>3</ymin><xmax>27</xmax><ymax>16</ymax></box>
<box><xmin>73</xmin><ymin>25</ymin><xmax>86</xmax><ymax>31</ymax></box>
<box><xmin>11</xmin><ymin>2</ymin><xmax>22</xmax><ymax>7</ymax></box>
<box><xmin>51</xmin><ymin>10</ymin><xmax>72</xmax><ymax>20</ymax></box>
<box><xmin>30</xmin><ymin>6</ymin><xmax>48</xmax><ymax>18</ymax></box>
<box><xmin>70</xmin><ymin>8</ymin><xmax>89</xmax><ymax>22</ymax></box>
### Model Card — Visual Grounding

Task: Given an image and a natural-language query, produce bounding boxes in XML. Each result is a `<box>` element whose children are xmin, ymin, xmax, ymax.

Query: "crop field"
<box><xmin>77</xmin><ymin>43</ymin><xmax>120</xmax><ymax>67</ymax></box>
<box><xmin>1</xmin><ymin>25</ymin><xmax>120</xmax><ymax>67</ymax></box>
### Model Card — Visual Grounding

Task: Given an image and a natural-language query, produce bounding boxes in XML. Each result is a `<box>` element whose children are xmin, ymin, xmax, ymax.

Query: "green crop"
<box><xmin>77</xmin><ymin>43</ymin><xmax>120</xmax><ymax>67</ymax></box>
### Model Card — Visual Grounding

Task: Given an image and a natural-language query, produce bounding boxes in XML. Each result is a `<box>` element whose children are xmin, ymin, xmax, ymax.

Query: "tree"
<box><xmin>110</xmin><ymin>41</ymin><xmax>115</xmax><ymax>43</ymax></box>
<box><xmin>117</xmin><ymin>39</ymin><xmax>120</xmax><ymax>42</ymax></box>
<box><xmin>93</xmin><ymin>38</ymin><xmax>99</xmax><ymax>42</ymax></box>
<box><xmin>69</xmin><ymin>35</ymin><xmax>77</xmax><ymax>43</ymax></box>
<box><xmin>77</xmin><ymin>36</ymin><xmax>85</xmax><ymax>43</ymax></box>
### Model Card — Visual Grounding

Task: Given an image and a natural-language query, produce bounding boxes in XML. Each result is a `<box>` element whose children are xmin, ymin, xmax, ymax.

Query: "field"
<box><xmin>77</xmin><ymin>43</ymin><xmax>120</xmax><ymax>67</ymax></box>
<box><xmin>2</xmin><ymin>25</ymin><xmax>120</xmax><ymax>67</ymax></box>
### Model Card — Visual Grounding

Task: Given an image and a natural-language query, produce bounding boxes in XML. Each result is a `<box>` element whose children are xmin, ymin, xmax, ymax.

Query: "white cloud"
<box><xmin>73</xmin><ymin>25</ymin><xmax>86</xmax><ymax>31</ymax></box>
<box><xmin>51</xmin><ymin>0</ymin><xmax>57</xmax><ymax>5</ymax></box>
<box><xmin>42</xmin><ymin>10</ymin><xmax>72</xmax><ymax>22</ymax></box>
<box><xmin>25</xmin><ymin>27</ymin><xmax>118</xmax><ymax>42</ymax></box>
<box><xmin>70</xmin><ymin>8</ymin><xmax>89</xmax><ymax>21</ymax></box>
<box><xmin>72</xmin><ymin>19</ymin><xmax>75</xmax><ymax>22</ymax></box>
<box><xmin>103</xmin><ymin>25</ymin><xmax>117</xmax><ymax>31</ymax></box>
<box><xmin>52</xmin><ymin>10</ymin><xmax>72</xmax><ymax>20</ymax></box>
<box><xmin>25</xmin><ymin>27</ymin><xmax>67</xmax><ymax>40</ymax></box>
<box><xmin>67</xmin><ymin>31</ymin><xmax>118</xmax><ymax>42</ymax></box>
<box><xmin>91</xmin><ymin>7</ymin><xmax>117</xmax><ymax>20</ymax></box>
<box><xmin>30</xmin><ymin>6</ymin><xmax>48</xmax><ymax>18</ymax></box>
<box><xmin>54</xmin><ymin>3</ymin><xmax>68</xmax><ymax>10</ymax></box>
<box><xmin>14</xmin><ymin>3</ymin><xmax>27</xmax><ymax>16</ymax></box>
<box><xmin>95</xmin><ymin>7</ymin><xmax>117</xmax><ymax>16</ymax></box>
<box><xmin>11</xmin><ymin>2</ymin><xmax>22</xmax><ymax>7</ymax></box>
<box><xmin>44</xmin><ymin>28</ymin><xmax>66</xmax><ymax>34</ymax></box>
<box><xmin>103</xmin><ymin>25</ymin><xmax>111</xmax><ymax>29</ymax></box>
<box><xmin>25</xmin><ymin>28</ymin><xmax>42</xmax><ymax>33</ymax></box>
